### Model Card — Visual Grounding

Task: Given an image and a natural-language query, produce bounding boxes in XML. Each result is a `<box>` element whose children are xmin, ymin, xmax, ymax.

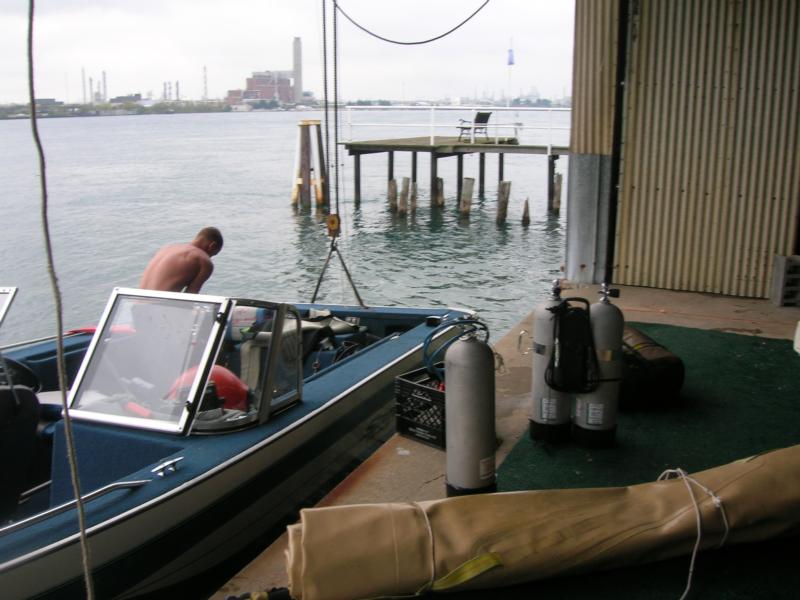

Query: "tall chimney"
<box><xmin>293</xmin><ymin>37</ymin><xmax>303</xmax><ymax>103</ymax></box>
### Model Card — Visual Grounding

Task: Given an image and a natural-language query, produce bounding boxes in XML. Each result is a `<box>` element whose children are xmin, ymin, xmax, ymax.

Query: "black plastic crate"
<box><xmin>395</xmin><ymin>365</ymin><xmax>445</xmax><ymax>449</ymax></box>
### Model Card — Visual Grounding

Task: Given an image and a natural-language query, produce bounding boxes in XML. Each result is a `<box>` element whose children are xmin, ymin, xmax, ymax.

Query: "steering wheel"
<box><xmin>0</xmin><ymin>357</ymin><xmax>42</xmax><ymax>393</ymax></box>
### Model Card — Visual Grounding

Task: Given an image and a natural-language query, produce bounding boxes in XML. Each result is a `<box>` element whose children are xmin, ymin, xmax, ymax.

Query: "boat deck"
<box><xmin>214</xmin><ymin>285</ymin><xmax>800</xmax><ymax>599</ymax></box>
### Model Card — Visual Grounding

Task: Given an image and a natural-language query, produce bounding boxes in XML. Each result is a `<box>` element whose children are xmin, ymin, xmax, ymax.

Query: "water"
<box><xmin>0</xmin><ymin>109</ymin><xmax>569</xmax><ymax>343</ymax></box>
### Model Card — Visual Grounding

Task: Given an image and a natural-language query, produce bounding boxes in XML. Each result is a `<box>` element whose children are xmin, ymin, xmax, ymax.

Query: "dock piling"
<box><xmin>291</xmin><ymin>120</ymin><xmax>327</xmax><ymax>208</ymax></box>
<box><xmin>435</xmin><ymin>177</ymin><xmax>445</xmax><ymax>207</ymax></box>
<box><xmin>497</xmin><ymin>181</ymin><xmax>511</xmax><ymax>224</ymax></box>
<box><xmin>547</xmin><ymin>154</ymin><xmax>560</xmax><ymax>212</ymax></box>
<box><xmin>354</xmin><ymin>154</ymin><xmax>361</xmax><ymax>204</ymax></box>
<box><xmin>522</xmin><ymin>197</ymin><xmax>531</xmax><ymax>226</ymax></box>
<box><xmin>398</xmin><ymin>177</ymin><xmax>409</xmax><ymax>216</ymax></box>
<box><xmin>388</xmin><ymin>179</ymin><xmax>398</xmax><ymax>211</ymax></box>
<box><xmin>460</xmin><ymin>177</ymin><xmax>475</xmax><ymax>216</ymax></box>
<box><xmin>553</xmin><ymin>172</ymin><xmax>563</xmax><ymax>212</ymax></box>
<box><xmin>498</xmin><ymin>153</ymin><xmax>505</xmax><ymax>185</ymax></box>
<box><xmin>457</xmin><ymin>155</ymin><xmax>464</xmax><ymax>201</ymax></box>
<box><xmin>430</xmin><ymin>154</ymin><xmax>438</xmax><ymax>203</ymax></box>
<box><xmin>479</xmin><ymin>153</ymin><xmax>486</xmax><ymax>195</ymax></box>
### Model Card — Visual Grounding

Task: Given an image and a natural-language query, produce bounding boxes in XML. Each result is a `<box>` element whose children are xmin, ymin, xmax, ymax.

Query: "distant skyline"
<box><xmin>0</xmin><ymin>1</ymin><xmax>575</xmax><ymax>104</ymax></box>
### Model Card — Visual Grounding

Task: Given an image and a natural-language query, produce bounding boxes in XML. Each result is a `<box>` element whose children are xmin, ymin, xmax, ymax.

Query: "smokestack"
<box><xmin>175</xmin><ymin>81</ymin><xmax>180</xmax><ymax>101</ymax></box>
<box><xmin>88</xmin><ymin>77</ymin><xmax>94</xmax><ymax>104</ymax></box>
<box><xmin>293</xmin><ymin>37</ymin><xmax>302</xmax><ymax>103</ymax></box>
<box><xmin>203</xmin><ymin>66</ymin><xmax>208</xmax><ymax>100</ymax></box>
<box><xmin>81</xmin><ymin>68</ymin><xmax>86</xmax><ymax>104</ymax></box>
<box><xmin>102</xmin><ymin>70</ymin><xmax>107</xmax><ymax>102</ymax></box>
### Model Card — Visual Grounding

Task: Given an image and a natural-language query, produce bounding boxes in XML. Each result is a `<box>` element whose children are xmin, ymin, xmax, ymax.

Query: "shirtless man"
<box><xmin>139</xmin><ymin>227</ymin><xmax>223</xmax><ymax>293</ymax></box>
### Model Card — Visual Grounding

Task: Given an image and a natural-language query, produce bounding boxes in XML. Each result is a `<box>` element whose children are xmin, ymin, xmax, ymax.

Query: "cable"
<box><xmin>333</xmin><ymin>0</ymin><xmax>340</xmax><ymax>216</ymax></box>
<box><xmin>321</xmin><ymin>0</ymin><xmax>331</xmax><ymax>209</ymax></box>
<box><xmin>27</xmin><ymin>1</ymin><xmax>94</xmax><ymax>598</ymax></box>
<box><xmin>337</xmin><ymin>0</ymin><xmax>491</xmax><ymax>45</ymax></box>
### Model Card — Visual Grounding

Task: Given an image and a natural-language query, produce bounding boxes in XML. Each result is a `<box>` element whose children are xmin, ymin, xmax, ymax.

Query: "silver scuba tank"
<box><xmin>573</xmin><ymin>284</ymin><xmax>624</xmax><ymax>447</ymax></box>
<box><xmin>529</xmin><ymin>280</ymin><xmax>571</xmax><ymax>443</ymax></box>
<box><xmin>444</xmin><ymin>332</ymin><xmax>496</xmax><ymax>496</ymax></box>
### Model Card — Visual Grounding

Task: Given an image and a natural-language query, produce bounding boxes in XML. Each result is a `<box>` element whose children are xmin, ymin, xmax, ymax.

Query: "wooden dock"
<box><xmin>343</xmin><ymin>136</ymin><xmax>570</xmax><ymax>210</ymax></box>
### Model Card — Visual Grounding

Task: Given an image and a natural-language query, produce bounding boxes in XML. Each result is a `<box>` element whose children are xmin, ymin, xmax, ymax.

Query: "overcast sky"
<box><xmin>0</xmin><ymin>0</ymin><xmax>575</xmax><ymax>104</ymax></box>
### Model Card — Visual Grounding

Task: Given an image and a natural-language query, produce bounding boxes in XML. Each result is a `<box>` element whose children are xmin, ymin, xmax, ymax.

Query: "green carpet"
<box><xmin>444</xmin><ymin>324</ymin><xmax>800</xmax><ymax>599</ymax></box>
<box><xmin>499</xmin><ymin>323</ymin><xmax>800</xmax><ymax>490</ymax></box>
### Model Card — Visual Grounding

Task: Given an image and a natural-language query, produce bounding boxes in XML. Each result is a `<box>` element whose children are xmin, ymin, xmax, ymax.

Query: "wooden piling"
<box><xmin>522</xmin><ymin>197</ymin><xmax>531</xmax><ymax>226</ymax></box>
<box><xmin>498</xmin><ymin>153</ymin><xmax>505</xmax><ymax>185</ymax></box>
<box><xmin>398</xmin><ymin>177</ymin><xmax>409</xmax><ymax>216</ymax></box>
<box><xmin>292</xmin><ymin>120</ymin><xmax>326</xmax><ymax>207</ymax></box>
<box><xmin>479</xmin><ymin>153</ymin><xmax>486</xmax><ymax>195</ymax></box>
<box><xmin>298</xmin><ymin>123</ymin><xmax>312</xmax><ymax>207</ymax></box>
<box><xmin>457</xmin><ymin>155</ymin><xmax>464</xmax><ymax>200</ymax></box>
<box><xmin>435</xmin><ymin>177</ymin><xmax>445</xmax><ymax>207</ymax></box>
<box><xmin>314</xmin><ymin>122</ymin><xmax>329</xmax><ymax>206</ymax></box>
<box><xmin>388</xmin><ymin>178</ymin><xmax>398</xmax><ymax>211</ymax></box>
<box><xmin>547</xmin><ymin>154</ymin><xmax>560</xmax><ymax>212</ymax></box>
<box><xmin>553</xmin><ymin>172</ymin><xmax>563</xmax><ymax>212</ymax></box>
<box><xmin>410</xmin><ymin>182</ymin><xmax>418</xmax><ymax>212</ymax></box>
<box><xmin>430</xmin><ymin>154</ymin><xmax>438</xmax><ymax>203</ymax></box>
<box><xmin>460</xmin><ymin>177</ymin><xmax>475</xmax><ymax>215</ymax></box>
<box><xmin>354</xmin><ymin>154</ymin><xmax>361</xmax><ymax>203</ymax></box>
<box><xmin>497</xmin><ymin>181</ymin><xmax>511</xmax><ymax>224</ymax></box>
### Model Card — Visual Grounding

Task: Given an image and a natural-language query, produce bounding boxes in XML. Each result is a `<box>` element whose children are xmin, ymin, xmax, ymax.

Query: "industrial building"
<box><xmin>226</xmin><ymin>37</ymin><xmax>304</xmax><ymax>106</ymax></box>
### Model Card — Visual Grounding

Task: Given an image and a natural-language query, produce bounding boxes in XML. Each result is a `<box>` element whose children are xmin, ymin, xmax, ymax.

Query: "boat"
<box><xmin>0</xmin><ymin>286</ymin><xmax>472</xmax><ymax>599</ymax></box>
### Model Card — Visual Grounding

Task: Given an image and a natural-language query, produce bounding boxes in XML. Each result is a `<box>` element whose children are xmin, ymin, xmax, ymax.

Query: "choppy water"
<box><xmin>0</xmin><ymin>109</ymin><xmax>569</xmax><ymax>343</ymax></box>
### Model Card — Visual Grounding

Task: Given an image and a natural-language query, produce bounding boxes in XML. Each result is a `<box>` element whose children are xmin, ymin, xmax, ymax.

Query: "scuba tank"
<box><xmin>529</xmin><ymin>280</ymin><xmax>572</xmax><ymax>443</ymax></box>
<box><xmin>444</xmin><ymin>330</ymin><xmax>496</xmax><ymax>496</ymax></box>
<box><xmin>573</xmin><ymin>284</ymin><xmax>624</xmax><ymax>447</ymax></box>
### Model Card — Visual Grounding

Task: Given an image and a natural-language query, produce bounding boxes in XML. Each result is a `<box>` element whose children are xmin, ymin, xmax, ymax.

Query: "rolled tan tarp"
<box><xmin>286</xmin><ymin>444</ymin><xmax>800</xmax><ymax>600</ymax></box>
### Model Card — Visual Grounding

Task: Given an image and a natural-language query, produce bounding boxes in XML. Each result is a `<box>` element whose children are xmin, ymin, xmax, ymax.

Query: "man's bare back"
<box><xmin>140</xmin><ymin>228</ymin><xmax>223</xmax><ymax>293</ymax></box>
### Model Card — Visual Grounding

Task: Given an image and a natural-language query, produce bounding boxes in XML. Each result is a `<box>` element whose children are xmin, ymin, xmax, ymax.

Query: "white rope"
<box><xmin>658</xmin><ymin>468</ymin><xmax>731</xmax><ymax>600</ymax></box>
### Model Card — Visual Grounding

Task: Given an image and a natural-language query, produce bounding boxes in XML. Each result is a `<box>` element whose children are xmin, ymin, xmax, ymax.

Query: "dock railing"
<box><xmin>343</xmin><ymin>105</ymin><xmax>571</xmax><ymax>151</ymax></box>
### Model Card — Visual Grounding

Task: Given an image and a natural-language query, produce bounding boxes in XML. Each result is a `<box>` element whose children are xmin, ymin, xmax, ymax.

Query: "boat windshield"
<box><xmin>0</xmin><ymin>286</ymin><xmax>17</xmax><ymax>328</ymax></box>
<box><xmin>68</xmin><ymin>288</ymin><xmax>229</xmax><ymax>434</ymax></box>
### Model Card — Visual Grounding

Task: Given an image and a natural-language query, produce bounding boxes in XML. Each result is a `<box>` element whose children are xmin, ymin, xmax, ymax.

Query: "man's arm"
<box><xmin>185</xmin><ymin>258</ymin><xmax>214</xmax><ymax>293</ymax></box>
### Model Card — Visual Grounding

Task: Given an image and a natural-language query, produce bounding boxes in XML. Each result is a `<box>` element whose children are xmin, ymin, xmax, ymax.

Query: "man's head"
<box><xmin>194</xmin><ymin>227</ymin><xmax>224</xmax><ymax>257</ymax></box>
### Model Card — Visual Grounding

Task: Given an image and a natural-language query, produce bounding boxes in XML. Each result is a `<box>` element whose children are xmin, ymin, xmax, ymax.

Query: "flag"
<box><xmin>507</xmin><ymin>48</ymin><xmax>515</xmax><ymax>66</ymax></box>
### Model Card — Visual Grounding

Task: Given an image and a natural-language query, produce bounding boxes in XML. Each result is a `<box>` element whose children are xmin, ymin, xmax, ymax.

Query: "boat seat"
<box><xmin>0</xmin><ymin>385</ymin><xmax>40</xmax><ymax>520</ymax></box>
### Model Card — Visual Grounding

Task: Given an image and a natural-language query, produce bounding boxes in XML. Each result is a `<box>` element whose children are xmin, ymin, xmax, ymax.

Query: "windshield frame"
<box><xmin>67</xmin><ymin>287</ymin><xmax>231</xmax><ymax>435</ymax></box>
<box><xmin>0</xmin><ymin>286</ymin><xmax>18</xmax><ymax>328</ymax></box>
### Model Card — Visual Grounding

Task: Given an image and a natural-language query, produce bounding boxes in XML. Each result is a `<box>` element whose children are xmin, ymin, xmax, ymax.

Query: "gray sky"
<box><xmin>0</xmin><ymin>0</ymin><xmax>575</xmax><ymax>104</ymax></box>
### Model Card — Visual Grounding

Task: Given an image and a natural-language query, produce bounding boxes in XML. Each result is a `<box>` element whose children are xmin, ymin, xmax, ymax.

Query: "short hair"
<box><xmin>197</xmin><ymin>226</ymin><xmax>223</xmax><ymax>250</ymax></box>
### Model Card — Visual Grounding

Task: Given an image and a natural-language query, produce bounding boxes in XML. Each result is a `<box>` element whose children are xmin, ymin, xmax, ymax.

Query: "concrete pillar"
<box><xmin>565</xmin><ymin>154</ymin><xmax>612</xmax><ymax>284</ymax></box>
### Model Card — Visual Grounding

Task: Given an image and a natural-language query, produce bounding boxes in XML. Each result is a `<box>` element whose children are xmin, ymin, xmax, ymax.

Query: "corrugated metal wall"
<box><xmin>572</xmin><ymin>0</ymin><xmax>800</xmax><ymax>297</ymax></box>
<box><xmin>571</xmin><ymin>0</ymin><xmax>618</xmax><ymax>155</ymax></box>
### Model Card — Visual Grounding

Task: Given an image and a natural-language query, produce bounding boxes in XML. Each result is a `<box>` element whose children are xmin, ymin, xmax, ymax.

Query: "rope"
<box><xmin>337</xmin><ymin>0</ymin><xmax>491</xmax><ymax>45</ymax></box>
<box><xmin>333</xmin><ymin>0</ymin><xmax>340</xmax><ymax>216</ymax></box>
<box><xmin>321</xmin><ymin>0</ymin><xmax>331</xmax><ymax>209</ymax></box>
<box><xmin>657</xmin><ymin>468</ymin><xmax>731</xmax><ymax>600</ymax></box>
<box><xmin>27</xmin><ymin>1</ymin><xmax>94</xmax><ymax>597</ymax></box>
